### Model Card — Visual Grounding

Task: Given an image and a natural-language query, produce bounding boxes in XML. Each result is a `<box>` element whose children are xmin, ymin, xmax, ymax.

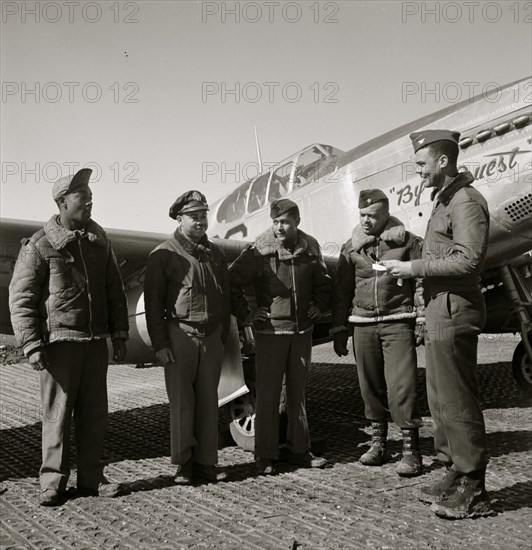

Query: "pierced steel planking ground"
<box><xmin>1</xmin><ymin>334</ymin><xmax>531</xmax><ymax>550</ymax></box>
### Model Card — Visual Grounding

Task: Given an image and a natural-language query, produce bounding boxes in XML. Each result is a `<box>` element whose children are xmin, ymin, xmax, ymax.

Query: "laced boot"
<box><xmin>431</xmin><ymin>469</ymin><xmax>493</xmax><ymax>519</ymax></box>
<box><xmin>417</xmin><ymin>466</ymin><xmax>460</xmax><ymax>504</ymax></box>
<box><xmin>359</xmin><ymin>422</ymin><xmax>387</xmax><ymax>466</ymax></box>
<box><xmin>396</xmin><ymin>428</ymin><xmax>422</xmax><ymax>477</ymax></box>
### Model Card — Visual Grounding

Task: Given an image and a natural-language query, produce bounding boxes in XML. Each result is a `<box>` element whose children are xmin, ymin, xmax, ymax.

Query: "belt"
<box><xmin>170</xmin><ymin>319</ymin><xmax>219</xmax><ymax>337</ymax></box>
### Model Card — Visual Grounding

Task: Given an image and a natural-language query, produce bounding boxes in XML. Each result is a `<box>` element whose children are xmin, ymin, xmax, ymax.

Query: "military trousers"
<box><xmin>254</xmin><ymin>330</ymin><xmax>312</xmax><ymax>459</ymax></box>
<box><xmin>353</xmin><ymin>319</ymin><xmax>422</xmax><ymax>428</ymax></box>
<box><xmin>39</xmin><ymin>339</ymin><xmax>109</xmax><ymax>492</ymax></box>
<box><xmin>425</xmin><ymin>290</ymin><xmax>488</xmax><ymax>473</ymax></box>
<box><xmin>165</xmin><ymin>322</ymin><xmax>223</xmax><ymax>466</ymax></box>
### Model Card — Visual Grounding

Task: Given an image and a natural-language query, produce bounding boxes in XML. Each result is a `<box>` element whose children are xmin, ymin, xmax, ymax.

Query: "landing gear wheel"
<box><xmin>229</xmin><ymin>380</ymin><xmax>256</xmax><ymax>452</ymax></box>
<box><xmin>512</xmin><ymin>339</ymin><xmax>532</xmax><ymax>396</ymax></box>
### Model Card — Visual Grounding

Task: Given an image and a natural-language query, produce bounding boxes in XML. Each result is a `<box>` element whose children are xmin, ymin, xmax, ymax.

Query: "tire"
<box><xmin>512</xmin><ymin>339</ymin><xmax>532</xmax><ymax>397</ymax></box>
<box><xmin>227</xmin><ymin>366</ymin><xmax>289</xmax><ymax>451</ymax></box>
<box><xmin>229</xmin><ymin>379</ymin><xmax>256</xmax><ymax>452</ymax></box>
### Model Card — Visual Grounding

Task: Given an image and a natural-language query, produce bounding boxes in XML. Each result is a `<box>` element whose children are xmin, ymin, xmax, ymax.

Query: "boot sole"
<box><xmin>417</xmin><ymin>491</ymin><xmax>441</xmax><ymax>504</ymax></box>
<box><xmin>173</xmin><ymin>477</ymin><xmax>192</xmax><ymax>485</ymax></box>
<box><xmin>98</xmin><ymin>484</ymin><xmax>124</xmax><ymax>498</ymax></box>
<box><xmin>288</xmin><ymin>459</ymin><xmax>327</xmax><ymax>469</ymax></box>
<box><xmin>397</xmin><ymin>469</ymin><xmax>423</xmax><ymax>478</ymax></box>
<box><xmin>40</xmin><ymin>496</ymin><xmax>64</xmax><ymax>507</ymax></box>
<box><xmin>192</xmin><ymin>470</ymin><xmax>228</xmax><ymax>483</ymax></box>
<box><xmin>359</xmin><ymin>460</ymin><xmax>385</xmax><ymax>466</ymax></box>
<box><xmin>39</xmin><ymin>487</ymin><xmax>75</xmax><ymax>506</ymax></box>
<box><xmin>418</xmin><ymin>495</ymin><xmax>437</xmax><ymax>504</ymax></box>
<box><xmin>193</xmin><ymin>475</ymin><xmax>227</xmax><ymax>483</ymax></box>
<box><xmin>417</xmin><ymin>489</ymin><xmax>459</xmax><ymax>504</ymax></box>
<box><xmin>431</xmin><ymin>500</ymin><xmax>494</xmax><ymax>519</ymax></box>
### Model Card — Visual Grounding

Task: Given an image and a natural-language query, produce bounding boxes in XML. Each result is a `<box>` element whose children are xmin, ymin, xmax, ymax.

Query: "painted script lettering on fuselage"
<box><xmin>393</xmin><ymin>146</ymin><xmax>530</xmax><ymax>208</ymax></box>
<box><xmin>466</xmin><ymin>147</ymin><xmax>525</xmax><ymax>182</ymax></box>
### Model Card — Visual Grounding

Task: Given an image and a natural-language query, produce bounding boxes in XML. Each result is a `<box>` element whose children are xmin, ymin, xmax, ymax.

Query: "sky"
<box><xmin>1</xmin><ymin>0</ymin><xmax>531</xmax><ymax>234</ymax></box>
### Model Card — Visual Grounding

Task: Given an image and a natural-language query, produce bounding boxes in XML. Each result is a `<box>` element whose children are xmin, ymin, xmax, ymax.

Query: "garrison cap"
<box><xmin>270</xmin><ymin>198</ymin><xmax>299</xmax><ymax>219</ymax></box>
<box><xmin>169</xmin><ymin>190</ymin><xmax>209</xmax><ymax>219</ymax></box>
<box><xmin>52</xmin><ymin>168</ymin><xmax>92</xmax><ymax>201</ymax></box>
<box><xmin>358</xmin><ymin>189</ymin><xmax>388</xmax><ymax>209</ymax></box>
<box><xmin>409</xmin><ymin>129</ymin><xmax>461</xmax><ymax>153</ymax></box>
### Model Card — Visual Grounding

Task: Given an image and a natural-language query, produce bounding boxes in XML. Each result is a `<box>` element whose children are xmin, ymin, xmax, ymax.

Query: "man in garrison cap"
<box><xmin>144</xmin><ymin>190</ymin><xmax>230</xmax><ymax>483</ymax></box>
<box><xmin>382</xmin><ymin>129</ymin><xmax>492</xmax><ymax>519</ymax></box>
<box><xmin>9</xmin><ymin>169</ymin><xmax>129</xmax><ymax>506</ymax></box>
<box><xmin>331</xmin><ymin>188</ymin><xmax>425</xmax><ymax>478</ymax></box>
<box><xmin>229</xmin><ymin>198</ymin><xmax>331</xmax><ymax>474</ymax></box>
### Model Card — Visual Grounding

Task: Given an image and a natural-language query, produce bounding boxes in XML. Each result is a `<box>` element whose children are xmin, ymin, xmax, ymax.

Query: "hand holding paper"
<box><xmin>380</xmin><ymin>260</ymin><xmax>414</xmax><ymax>282</ymax></box>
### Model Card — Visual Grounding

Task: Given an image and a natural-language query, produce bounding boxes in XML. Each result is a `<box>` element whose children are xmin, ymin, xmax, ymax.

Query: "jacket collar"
<box><xmin>173</xmin><ymin>227</ymin><xmax>212</xmax><ymax>257</ymax></box>
<box><xmin>432</xmin><ymin>170</ymin><xmax>475</xmax><ymax>205</ymax></box>
<box><xmin>254</xmin><ymin>226</ymin><xmax>319</xmax><ymax>260</ymax></box>
<box><xmin>351</xmin><ymin>216</ymin><xmax>406</xmax><ymax>253</ymax></box>
<box><xmin>44</xmin><ymin>214</ymin><xmax>107</xmax><ymax>250</ymax></box>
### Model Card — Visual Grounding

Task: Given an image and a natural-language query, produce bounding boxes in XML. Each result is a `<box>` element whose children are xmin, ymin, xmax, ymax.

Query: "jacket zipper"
<box><xmin>374</xmin><ymin>243</ymin><xmax>380</xmax><ymax>317</ymax></box>
<box><xmin>291</xmin><ymin>258</ymin><xmax>299</xmax><ymax>332</ymax></box>
<box><xmin>200</xmin><ymin>260</ymin><xmax>207</xmax><ymax>321</ymax></box>
<box><xmin>78</xmin><ymin>239</ymin><xmax>93</xmax><ymax>338</ymax></box>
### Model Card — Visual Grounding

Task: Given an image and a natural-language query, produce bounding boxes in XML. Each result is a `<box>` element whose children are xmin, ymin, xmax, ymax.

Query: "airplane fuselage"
<box><xmin>2</xmin><ymin>78</ymin><xmax>531</xmax><ymax>399</ymax></box>
<box><xmin>209</xmin><ymin>78</ymin><xmax>532</xmax><ymax>272</ymax></box>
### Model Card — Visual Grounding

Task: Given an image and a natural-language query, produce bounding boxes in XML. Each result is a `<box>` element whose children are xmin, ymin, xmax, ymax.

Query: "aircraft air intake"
<box><xmin>504</xmin><ymin>194</ymin><xmax>532</xmax><ymax>224</ymax></box>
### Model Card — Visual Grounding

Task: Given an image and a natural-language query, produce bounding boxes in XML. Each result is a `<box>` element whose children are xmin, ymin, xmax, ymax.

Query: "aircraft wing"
<box><xmin>0</xmin><ymin>218</ymin><xmax>258</xmax><ymax>327</ymax></box>
<box><xmin>0</xmin><ymin>218</ymin><xmax>166</xmax><ymax>329</ymax></box>
<box><xmin>0</xmin><ymin>218</ymin><xmax>252</xmax><ymax>406</ymax></box>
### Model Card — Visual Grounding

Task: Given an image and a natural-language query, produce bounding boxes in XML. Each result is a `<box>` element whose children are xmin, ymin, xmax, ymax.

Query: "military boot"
<box><xmin>417</xmin><ymin>466</ymin><xmax>460</xmax><ymax>504</ymax></box>
<box><xmin>431</xmin><ymin>469</ymin><xmax>493</xmax><ymax>519</ymax></box>
<box><xmin>359</xmin><ymin>422</ymin><xmax>387</xmax><ymax>466</ymax></box>
<box><xmin>396</xmin><ymin>428</ymin><xmax>422</xmax><ymax>477</ymax></box>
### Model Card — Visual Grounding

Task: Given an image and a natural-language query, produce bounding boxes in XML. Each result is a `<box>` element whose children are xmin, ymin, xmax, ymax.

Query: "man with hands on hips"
<box><xmin>381</xmin><ymin>129</ymin><xmax>492</xmax><ymax>520</ymax></box>
<box><xmin>229</xmin><ymin>198</ymin><xmax>331</xmax><ymax>475</ymax></box>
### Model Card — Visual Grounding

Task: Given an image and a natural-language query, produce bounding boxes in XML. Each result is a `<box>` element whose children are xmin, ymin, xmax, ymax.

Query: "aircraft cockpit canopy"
<box><xmin>216</xmin><ymin>143</ymin><xmax>343</xmax><ymax>224</ymax></box>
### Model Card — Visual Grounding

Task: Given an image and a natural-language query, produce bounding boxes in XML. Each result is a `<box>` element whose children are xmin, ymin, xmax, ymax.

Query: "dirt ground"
<box><xmin>1</xmin><ymin>334</ymin><xmax>531</xmax><ymax>549</ymax></box>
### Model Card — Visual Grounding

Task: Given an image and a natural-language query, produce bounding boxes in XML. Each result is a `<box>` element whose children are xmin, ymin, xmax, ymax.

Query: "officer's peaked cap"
<box><xmin>169</xmin><ymin>190</ymin><xmax>209</xmax><ymax>219</ymax></box>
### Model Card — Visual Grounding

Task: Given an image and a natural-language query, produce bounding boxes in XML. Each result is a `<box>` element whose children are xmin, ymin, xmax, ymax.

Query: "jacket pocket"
<box><xmin>49</xmin><ymin>256</ymin><xmax>83</xmax><ymax>297</ymax></box>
